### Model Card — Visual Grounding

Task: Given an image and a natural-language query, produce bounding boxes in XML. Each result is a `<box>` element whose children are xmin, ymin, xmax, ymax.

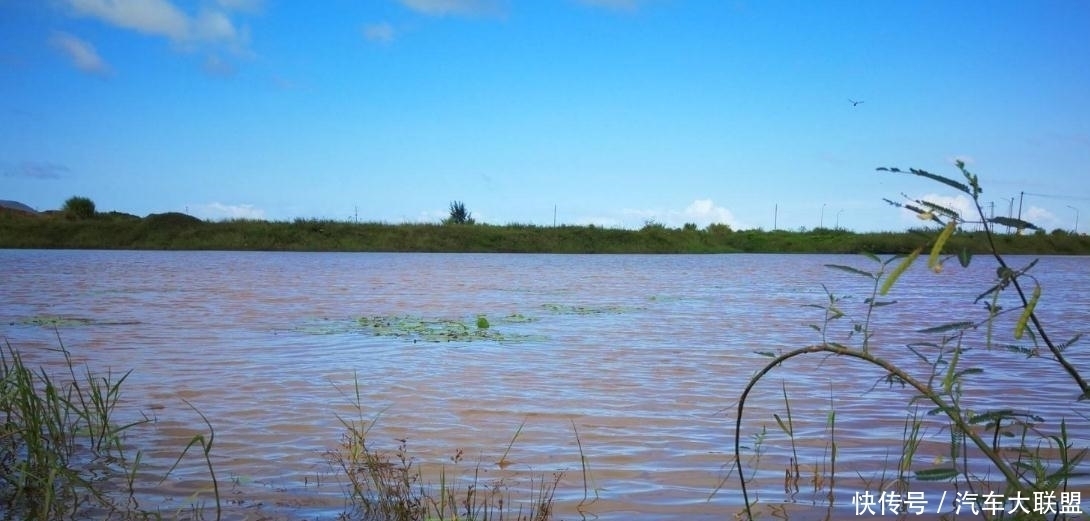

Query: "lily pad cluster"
<box><xmin>295</xmin><ymin>305</ymin><xmax>632</xmax><ymax>344</ymax></box>
<box><xmin>357</xmin><ymin>315</ymin><xmax>529</xmax><ymax>343</ymax></box>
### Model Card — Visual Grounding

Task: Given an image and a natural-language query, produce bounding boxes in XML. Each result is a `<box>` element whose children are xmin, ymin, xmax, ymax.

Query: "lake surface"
<box><xmin>2</xmin><ymin>250</ymin><xmax>1088</xmax><ymax>520</ymax></box>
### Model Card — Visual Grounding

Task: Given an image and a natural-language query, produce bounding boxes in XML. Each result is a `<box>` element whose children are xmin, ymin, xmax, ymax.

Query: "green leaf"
<box><xmin>957</xmin><ymin>248</ymin><xmax>972</xmax><ymax>268</ymax></box>
<box><xmin>999</xmin><ymin>344</ymin><xmax>1037</xmax><ymax>357</ymax></box>
<box><xmin>941</xmin><ymin>341</ymin><xmax>961</xmax><ymax>394</ymax></box>
<box><xmin>773</xmin><ymin>413</ymin><xmax>792</xmax><ymax>436</ymax></box>
<box><xmin>824</xmin><ymin>264</ymin><xmax>876</xmax><ymax>279</ymax></box>
<box><xmin>928</xmin><ymin>221</ymin><xmax>956</xmax><ymax>272</ymax></box>
<box><xmin>1059</xmin><ymin>333</ymin><xmax>1084</xmax><ymax>351</ymax></box>
<box><xmin>907</xmin><ymin>168</ymin><xmax>972</xmax><ymax>195</ymax></box>
<box><xmin>918</xmin><ymin>321</ymin><xmax>975</xmax><ymax>334</ymax></box>
<box><xmin>863</xmin><ymin>298</ymin><xmax>898</xmax><ymax>307</ymax></box>
<box><xmin>915</xmin><ymin>467</ymin><xmax>959</xmax><ymax>481</ymax></box>
<box><xmin>955</xmin><ymin>368</ymin><xmax>984</xmax><ymax>379</ymax></box>
<box><xmin>879</xmin><ymin>247</ymin><xmax>922</xmax><ymax>296</ymax></box>
<box><xmin>917</xmin><ymin>199</ymin><xmax>961</xmax><ymax>221</ymax></box>
<box><xmin>1014</xmin><ymin>285</ymin><xmax>1041</xmax><ymax>340</ymax></box>
<box><xmin>989</xmin><ymin>216</ymin><xmax>1040</xmax><ymax>231</ymax></box>
<box><xmin>968</xmin><ymin>410</ymin><xmax>1017</xmax><ymax>425</ymax></box>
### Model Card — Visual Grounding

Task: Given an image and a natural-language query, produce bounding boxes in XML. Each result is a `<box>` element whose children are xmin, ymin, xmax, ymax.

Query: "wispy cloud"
<box><xmin>61</xmin><ymin>0</ymin><xmax>253</xmax><ymax>66</ymax></box>
<box><xmin>2</xmin><ymin>161</ymin><xmax>71</xmax><ymax>179</ymax></box>
<box><xmin>397</xmin><ymin>0</ymin><xmax>505</xmax><ymax>17</ymax></box>
<box><xmin>191</xmin><ymin>202</ymin><xmax>265</xmax><ymax>220</ymax></box>
<box><xmin>50</xmin><ymin>32</ymin><xmax>111</xmax><ymax>76</ymax></box>
<box><xmin>214</xmin><ymin>0</ymin><xmax>263</xmax><ymax>13</ymax></box>
<box><xmin>202</xmin><ymin>54</ymin><xmax>235</xmax><ymax>76</ymax></box>
<box><xmin>362</xmin><ymin>22</ymin><xmax>396</xmax><ymax>44</ymax></box>
<box><xmin>576</xmin><ymin>0</ymin><xmax>643</xmax><ymax>11</ymax></box>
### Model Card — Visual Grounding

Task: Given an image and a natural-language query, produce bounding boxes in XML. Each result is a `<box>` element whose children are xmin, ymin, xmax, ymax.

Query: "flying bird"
<box><xmin>849</xmin><ymin>99</ymin><xmax>864</xmax><ymax>107</ymax></box>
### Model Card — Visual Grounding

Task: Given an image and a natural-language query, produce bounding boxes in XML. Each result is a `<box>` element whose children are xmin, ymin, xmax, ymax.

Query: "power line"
<box><xmin>1021</xmin><ymin>191</ymin><xmax>1090</xmax><ymax>202</ymax></box>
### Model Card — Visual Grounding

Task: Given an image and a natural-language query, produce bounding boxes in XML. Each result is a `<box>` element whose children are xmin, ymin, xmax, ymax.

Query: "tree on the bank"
<box><xmin>63</xmin><ymin>196</ymin><xmax>96</xmax><ymax>220</ymax></box>
<box><xmin>445</xmin><ymin>201</ymin><xmax>474</xmax><ymax>225</ymax></box>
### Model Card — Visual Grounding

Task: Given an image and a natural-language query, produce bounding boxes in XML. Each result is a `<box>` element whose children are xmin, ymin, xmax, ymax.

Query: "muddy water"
<box><xmin>2</xmin><ymin>250</ymin><xmax>1088</xmax><ymax>520</ymax></box>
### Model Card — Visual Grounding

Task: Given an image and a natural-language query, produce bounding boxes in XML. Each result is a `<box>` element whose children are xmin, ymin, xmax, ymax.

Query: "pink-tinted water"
<box><xmin>1</xmin><ymin>251</ymin><xmax>1087</xmax><ymax>520</ymax></box>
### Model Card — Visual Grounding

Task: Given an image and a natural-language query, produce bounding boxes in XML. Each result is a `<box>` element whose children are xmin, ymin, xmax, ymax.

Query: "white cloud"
<box><xmin>621</xmin><ymin>199</ymin><xmax>741</xmax><ymax>229</ymax></box>
<box><xmin>63</xmin><ymin>0</ymin><xmax>251</xmax><ymax>57</ymax></box>
<box><xmin>398</xmin><ymin>0</ymin><xmax>504</xmax><ymax>17</ymax></box>
<box><xmin>363</xmin><ymin>22</ymin><xmax>395</xmax><ymax>43</ymax></box>
<box><xmin>1022</xmin><ymin>206</ymin><xmax>1058</xmax><ymax>231</ymax></box>
<box><xmin>681</xmin><ymin>199</ymin><xmax>738</xmax><ymax>227</ymax></box>
<box><xmin>66</xmin><ymin>0</ymin><xmax>190</xmax><ymax>40</ymax></box>
<box><xmin>191</xmin><ymin>202</ymin><xmax>265</xmax><ymax>220</ymax></box>
<box><xmin>50</xmin><ymin>31</ymin><xmax>111</xmax><ymax>75</ymax></box>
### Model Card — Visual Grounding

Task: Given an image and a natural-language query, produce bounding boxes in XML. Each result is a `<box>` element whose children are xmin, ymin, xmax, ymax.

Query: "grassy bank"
<box><xmin>2</xmin><ymin>211</ymin><xmax>1089</xmax><ymax>254</ymax></box>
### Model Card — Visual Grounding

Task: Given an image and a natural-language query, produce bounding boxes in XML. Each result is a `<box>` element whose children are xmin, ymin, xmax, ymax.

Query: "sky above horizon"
<box><xmin>3</xmin><ymin>0</ymin><xmax>1089</xmax><ymax>232</ymax></box>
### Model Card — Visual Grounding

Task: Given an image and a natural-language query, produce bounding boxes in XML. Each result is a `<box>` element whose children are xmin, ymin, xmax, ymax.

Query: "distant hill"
<box><xmin>0</xmin><ymin>200</ymin><xmax>38</xmax><ymax>215</ymax></box>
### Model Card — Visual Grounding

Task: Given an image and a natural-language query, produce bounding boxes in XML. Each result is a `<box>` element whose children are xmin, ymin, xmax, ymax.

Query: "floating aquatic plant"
<box><xmin>357</xmin><ymin>314</ymin><xmax>537</xmax><ymax>343</ymax></box>
<box><xmin>13</xmin><ymin>315</ymin><xmax>140</xmax><ymax>327</ymax></box>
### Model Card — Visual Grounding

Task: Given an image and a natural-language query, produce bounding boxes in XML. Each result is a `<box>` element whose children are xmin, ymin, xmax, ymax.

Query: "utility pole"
<box><xmin>1067</xmin><ymin>205</ymin><xmax>1079</xmax><ymax>234</ymax></box>
<box><xmin>1004</xmin><ymin>197</ymin><xmax>1014</xmax><ymax>233</ymax></box>
<box><xmin>820</xmin><ymin>203</ymin><xmax>826</xmax><ymax>230</ymax></box>
<box><xmin>773</xmin><ymin>204</ymin><xmax>778</xmax><ymax>230</ymax></box>
<box><xmin>553</xmin><ymin>205</ymin><xmax>557</xmax><ymax>227</ymax></box>
<box><xmin>1017</xmin><ymin>191</ymin><xmax>1024</xmax><ymax>221</ymax></box>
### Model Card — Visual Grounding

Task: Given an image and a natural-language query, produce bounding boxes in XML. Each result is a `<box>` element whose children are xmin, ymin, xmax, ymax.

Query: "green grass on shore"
<box><xmin>2</xmin><ymin>211</ymin><xmax>1088</xmax><ymax>254</ymax></box>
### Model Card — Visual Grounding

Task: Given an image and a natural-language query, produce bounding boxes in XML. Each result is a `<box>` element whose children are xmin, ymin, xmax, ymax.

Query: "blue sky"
<box><xmin>2</xmin><ymin>0</ymin><xmax>1089</xmax><ymax>232</ymax></box>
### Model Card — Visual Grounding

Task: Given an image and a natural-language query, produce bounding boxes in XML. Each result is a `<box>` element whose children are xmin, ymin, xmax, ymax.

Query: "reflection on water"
<box><xmin>2</xmin><ymin>250</ymin><xmax>1088</xmax><ymax>520</ymax></box>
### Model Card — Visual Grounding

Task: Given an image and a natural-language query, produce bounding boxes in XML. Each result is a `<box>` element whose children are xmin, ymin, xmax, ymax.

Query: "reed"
<box><xmin>0</xmin><ymin>338</ymin><xmax>149</xmax><ymax>519</ymax></box>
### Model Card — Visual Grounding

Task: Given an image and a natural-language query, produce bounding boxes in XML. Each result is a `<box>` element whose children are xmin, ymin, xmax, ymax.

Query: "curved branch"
<box><xmin>734</xmin><ymin>344</ymin><xmax>1025</xmax><ymax>521</ymax></box>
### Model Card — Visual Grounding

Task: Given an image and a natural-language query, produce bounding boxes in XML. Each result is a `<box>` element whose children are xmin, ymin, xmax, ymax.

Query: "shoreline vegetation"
<box><xmin>2</xmin><ymin>205</ymin><xmax>1088</xmax><ymax>254</ymax></box>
